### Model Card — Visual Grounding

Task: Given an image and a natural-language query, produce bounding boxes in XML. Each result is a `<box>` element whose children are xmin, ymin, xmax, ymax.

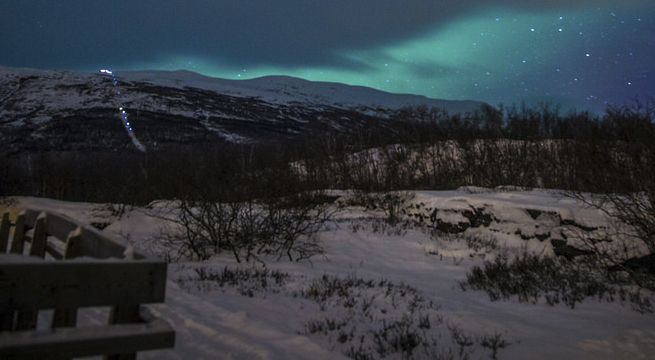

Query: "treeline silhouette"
<box><xmin>1</xmin><ymin>102</ymin><xmax>653</xmax><ymax>204</ymax></box>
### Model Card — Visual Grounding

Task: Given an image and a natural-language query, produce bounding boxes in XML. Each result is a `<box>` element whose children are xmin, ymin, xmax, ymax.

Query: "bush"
<box><xmin>563</xmin><ymin>110</ymin><xmax>655</xmax><ymax>298</ymax></box>
<box><xmin>162</xmin><ymin>190</ymin><xmax>335</xmax><ymax>262</ymax></box>
<box><xmin>299</xmin><ymin>274</ymin><xmax>511</xmax><ymax>360</ymax></box>
<box><xmin>299</xmin><ymin>274</ymin><xmax>447</xmax><ymax>359</ymax></box>
<box><xmin>349</xmin><ymin>191</ymin><xmax>415</xmax><ymax>225</ymax></box>
<box><xmin>179</xmin><ymin>266</ymin><xmax>290</xmax><ymax>297</ymax></box>
<box><xmin>461</xmin><ymin>252</ymin><xmax>654</xmax><ymax>312</ymax></box>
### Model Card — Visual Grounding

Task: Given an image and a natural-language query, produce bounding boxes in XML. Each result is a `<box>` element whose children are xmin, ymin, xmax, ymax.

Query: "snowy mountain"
<box><xmin>0</xmin><ymin>66</ymin><xmax>484</xmax><ymax>153</ymax></box>
<box><xmin>121</xmin><ymin>70</ymin><xmax>483</xmax><ymax>113</ymax></box>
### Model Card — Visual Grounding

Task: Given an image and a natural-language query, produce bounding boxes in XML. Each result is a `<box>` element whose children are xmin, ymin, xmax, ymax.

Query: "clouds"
<box><xmin>1</xmin><ymin>1</ymin><xmax>448</xmax><ymax>69</ymax></box>
<box><xmin>0</xmin><ymin>0</ymin><xmax>652</xmax><ymax>112</ymax></box>
<box><xmin>0</xmin><ymin>0</ymin><xmax>649</xmax><ymax>70</ymax></box>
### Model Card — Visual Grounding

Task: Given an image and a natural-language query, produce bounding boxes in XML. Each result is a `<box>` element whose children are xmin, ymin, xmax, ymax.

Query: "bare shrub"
<box><xmin>480</xmin><ymin>332</ymin><xmax>511</xmax><ymax>360</ymax></box>
<box><xmin>179</xmin><ymin>266</ymin><xmax>290</xmax><ymax>297</ymax></box>
<box><xmin>300</xmin><ymin>274</ymin><xmax>510</xmax><ymax>360</ymax></box>
<box><xmin>162</xmin><ymin>190</ymin><xmax>335</xmax><ymax>262</ymax></box>
<box><xmin>461</xmin><ymin>252</ymin><xmax>653</xmax><ymax>312</ymax></box>
<box><xmin>563</xmin><ymin>104</ymin><xmax>655</xmax><ymax>296</ymax></box>
<box><xmin>448</xmin><ymin>324</ymin><xmax>475</xmax><ymax>359</ymax></box>
<box><xmin>349</xmin><ymin>191</ymin><xmax>415</xmax><ymax>225</ymax></box>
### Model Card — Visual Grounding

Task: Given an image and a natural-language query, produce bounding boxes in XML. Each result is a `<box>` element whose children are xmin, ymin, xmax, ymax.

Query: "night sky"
<box><xmin>1</xmin><ymin>1</ymin><xmax>653</xmax><ymax>112</ymax></box>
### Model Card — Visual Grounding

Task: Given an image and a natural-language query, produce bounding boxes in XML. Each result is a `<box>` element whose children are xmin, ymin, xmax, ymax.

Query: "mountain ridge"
<box><xmin>120</xmin><ymin>68</ymin><xmax>483</xmax><ymax>112</ymax></box>
<box><xmin>0</xmin><ymin>65</ymin><xmax>485</xmax><ymax>154</ymax></box>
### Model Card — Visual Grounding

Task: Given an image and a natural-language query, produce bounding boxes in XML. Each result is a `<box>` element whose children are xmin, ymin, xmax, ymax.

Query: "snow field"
<box><xmin>6</xmin><ymin>189</ymin><xmax>655</xmax><ymax>359</ymax></box>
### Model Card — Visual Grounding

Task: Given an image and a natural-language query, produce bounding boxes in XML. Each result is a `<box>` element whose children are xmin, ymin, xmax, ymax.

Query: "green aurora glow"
<box><xmin>115</xmin><ymin>8</ymin><xmax>650</xmax><ymax>111</ymax></box>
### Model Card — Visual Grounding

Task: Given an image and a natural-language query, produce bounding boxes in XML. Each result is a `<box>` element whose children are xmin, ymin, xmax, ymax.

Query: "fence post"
<box><xmin>9</xmin><ymin>211</ymin><xmax>26</xmax><ymax>254</ymax></box>
<box><xmin>63</xmin><ymin>226</ymin><xmax>82</xmax><ymax>260</ymax></box>
<box><xmin>15</xmin><ymin>212</ymin><xmax>48</xmax><ymax>330</ymax></box>
<box><xmin>52</xmin><ymin>227</ymin><xmax>83</xmax><ymax>329</ymax></box>
<box><xmin>29</xmin><ymin>212</ymin><xmax>47</xmax><ymax>258</ymax></box>
<box><xmin>105</xmin><ymin>306</ymin><xmax>141</xmax><ymax>360</ymax></box>
<box><xmin>0</xmin><ymin>212</ymin><xmax>12</xmax><ymax>330</ymax></box>
<box><xmin>0</xmin><ymin>212</ymin><xmax>10</xmax><ymax>253</ymax></box>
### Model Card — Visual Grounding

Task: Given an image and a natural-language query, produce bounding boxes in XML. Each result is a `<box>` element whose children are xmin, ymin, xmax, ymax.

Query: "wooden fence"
<box><xmin>0</xmin><ymin>208</ymin><xmax>175</xmax><ymax>359</ymax></box>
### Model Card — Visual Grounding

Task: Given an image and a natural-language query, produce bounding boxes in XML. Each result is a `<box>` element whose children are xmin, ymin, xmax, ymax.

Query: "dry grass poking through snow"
<box><xmin>179</xmin><ymin>267</ymin><xmax>511</xmax><ymax>360</ymax></box>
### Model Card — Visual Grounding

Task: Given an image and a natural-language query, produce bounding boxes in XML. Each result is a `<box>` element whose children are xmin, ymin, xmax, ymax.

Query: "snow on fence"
<box><xmin>0</xmin><ymin>209</ymin><xmax>175</xmax><ymax>359</ymax></box>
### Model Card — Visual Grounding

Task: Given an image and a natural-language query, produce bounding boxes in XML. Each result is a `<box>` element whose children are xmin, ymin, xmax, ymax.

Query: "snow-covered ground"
<box><xmin>4</xmin><ymin>189</ymin><xmax>654</xmax><ymax>360</ymax></box>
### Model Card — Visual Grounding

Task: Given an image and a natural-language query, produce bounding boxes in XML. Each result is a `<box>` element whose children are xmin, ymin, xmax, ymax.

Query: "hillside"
<box><xmin>0</xmin><ymin>66</ymin><xmax>483</xmax><ymax>154</ymax></box>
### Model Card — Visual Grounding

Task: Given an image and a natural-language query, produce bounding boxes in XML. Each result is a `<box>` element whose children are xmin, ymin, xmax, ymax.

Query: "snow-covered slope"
<box><xmin>121</xmin><ymin>70</ymin><xmax>482</xmax><ymax>113</ymax></box>
<box><xmin>5</xmin><ymin>189</ymin><xmax>653</xmax><ymax>360</ymax></box>
<box><xmin>0</xmin><ymin>66</ymin><xmax>484</xmax><ymax>153</ymax></box>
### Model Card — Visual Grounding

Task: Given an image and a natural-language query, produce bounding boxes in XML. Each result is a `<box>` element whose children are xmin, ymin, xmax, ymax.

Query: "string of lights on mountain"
<box><xmin>99</xmin><ymin>69</ymin><xmax>146</xmax><ymax>152</ymax></box>
<box><xmin>1</xmin><ymin>1</ymin><xmax>652</xmax><ymax>112</ymax></box>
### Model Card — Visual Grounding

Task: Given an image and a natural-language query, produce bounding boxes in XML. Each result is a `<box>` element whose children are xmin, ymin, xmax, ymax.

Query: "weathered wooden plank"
<box><xmin>45</xmin><ymin>243</ymin><xmax>64</xmax><ymax>260</ymax></box>
<box><xmin>28</xmin><ymin>212</ymin><xmax>47</xmax><ymax>258</ymax></box>
<box><xmin>23</xmin><ymin>209</ymin><xmax>146</xmax><ymax>260</ymax></box>
<box><xmin>0</xmin><ymin>318</ymin><xmax>175</xmax><ymax>359</ymax></box>
<box><xmin>14</xmin><ymin>311</ymin><xmax>37</xmax><ymax>331</ymax></box>
<box><xmin>3</xmin><ymin>208</ymin><xmax>174</xmax><ymax>358</ymax></box>
<box><xmin>109</xmin><ymin>305</ymin><xmax>141</xmax><ymax>325</ymax></box>
<box><xmin>106</xmin><ymin>305</ymin><xmax>141</xmax><ymax>360</ymax></box>
<box><xmin>0</xmin><ymin>311</ymin><xmax>12</xmax><ymax>331</ymax></box>
<box><xmin>52</xmin><ymin>228</ymin><xmax>83</xmax><ymax>329</ymax></box>
<box><xmin>0</xmin><ymin>260</ymin><xmax>167</xmax><ymax>311</ymax></box>
<box><xmin>52</xmin><ymin>308</ymin><xmax>78</xmax><ymax>329</ymax></box>
<box><xmin>9</xmin><ymin>212</ymin><xmax>26</xmax><ymax>254</ymax></box>
<box><xmin>63</xmin><ymin>227</ymin><xmax>82</xmax><ymax>260</ymax></box>
<box><xmin>72</xmin><ymin>226</ymin><xmax>147</xmax><ymax>260</ymax></box>
<box><xmin>16</xmin><ymin>213</ymin><xmax>48</xmax><ymax>330</ymax></box>
<box><xmin>0</xmin><ymin>212</ymin><xmax>10</xmax><ymax>253</ymax></box>
<box><xmin>106</xmin><ymin>351</ymin><xmax>137</xmax><ymax>360</ymax></box>
<box><xmin>24</xmin><ymin>209</ymin><xmax>74</xmax><ymax>240</ymax></box>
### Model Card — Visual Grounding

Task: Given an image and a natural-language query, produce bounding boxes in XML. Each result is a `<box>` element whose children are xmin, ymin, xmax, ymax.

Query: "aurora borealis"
<box><xmin>1</xmin><ymin>1</ymin><xmax>652</xmax><ymax>112</ymax></box>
